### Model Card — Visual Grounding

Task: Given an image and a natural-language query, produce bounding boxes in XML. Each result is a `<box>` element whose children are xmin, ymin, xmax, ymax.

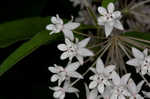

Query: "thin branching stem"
<box><xmin>71</xmin><ymin>40</ymin><xmax>112</xmax><ymax>86</ymax></box>
<box><xmin>81</xmin><ymin>0</ymin><xmax>98</xmax><ymax>26</ymax></box>
<box><xmin>140</xmin><ymin>73</ymin><xmax>150</xmax><ymax>88</ymax></box>
<box><xmin>88</xmin><ymin>39</ymin><xmax>108</xmax><ymax>49</ymax></box>
<box><xmin>130</xmin><ymin>0</ymin><xmax>150</xmax><ymax>10</ymax></box>
<box><xmin>73</xmin><ymin>31</ymin><xmax>103</xmax><ymax>39</ymax></box>
<box><xmin>126</xmin><ymin>36</ymin><xmax>150</xmax><ymax>44</ymax></box>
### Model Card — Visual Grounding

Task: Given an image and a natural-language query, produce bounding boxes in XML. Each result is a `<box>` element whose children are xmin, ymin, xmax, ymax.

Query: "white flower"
<box><xmin>89</xmin><ymin>58</ymin><xmax>115</xmax><ymax>94</ymax></box>
<box><xmin>128</xmin><ymin>79</ymin><xmax>144</xmax><ymax>99</ymax></box>
<box><xmin>110</xmin><ymin>72</ymin><xmax>131</xmax><ymax>99</ymax></box>
<box><xmin>46</xmin><ymin>14</ymin><xmax>80</xmax><ymax>41</ymax></box>
<box><xmin>58</xmin><ymin>38</ymin><xmax>94</xmax><ymax>65</ymax></box>
<box><xmin>50</xmin><ymin>82</ymin><xmax>79</xmax><ymax>99</ymax></box>
<box><xmin>84</xmin><ymin>83</ymin><xmax>99</xmax><ymax>99</ymax></box>
<box><xmin>48</xmin><ymin>62</ymin><xmax>83</xmax><ymax>86</ymax></box>
<box><xmin>97</xmin><ymin>2</ymin><xmax>124</xmax><ymax>37</ymax></box>
<box><xmin>126</xmin><ymin>47</ymin><xmax>150</xmax><ymax>75</ymax></box>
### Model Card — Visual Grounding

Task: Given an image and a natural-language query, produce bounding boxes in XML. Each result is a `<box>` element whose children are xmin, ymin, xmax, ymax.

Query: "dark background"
<box><xmin>0</xmin><ymin>0</ymin><xmax>79</xmax><ymax>99</ymax></box>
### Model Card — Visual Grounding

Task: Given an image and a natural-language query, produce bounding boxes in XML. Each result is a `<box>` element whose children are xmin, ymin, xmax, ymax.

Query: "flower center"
<box><xmin>97</xmin><ymin>74</ymin><xmax>106</xmax><ymax>83</ymax></box>
<box><xmin>56</xmin><ymin>24</ymin><xmax>64</xmax><ymax>31</ymax></box>
<box><xmin>67</xmin><ymin>44</ymin><xmax>78</xmax><ymax>56</ymax></box>
<box><xmin>142</xmin><ymin>56</ymin><xmax>150</xmax><ymax>68</ymax></box>
<box><xmin>105</xmin><ymin>13</ymin><xmax>113</xmax><ymax>21</ymax></box>
<box><xmin>116</xmin><ymin>86</ymin><xmax>126</xmax><ymax>95</ymax></box>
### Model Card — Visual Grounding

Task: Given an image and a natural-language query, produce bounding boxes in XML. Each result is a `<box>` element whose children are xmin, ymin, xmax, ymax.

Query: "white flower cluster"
<box><xmin>87</xmin><ymin>58</ymin><xmax>145</xmax><ymax>99</ymax></box>
<box><xmin>47</xmin><ymin>14</ymin><xmax>94</xmax><ymax>99</ymax></box>
<box><xmin>46</xmin><ymin>2</ymin><xmax>150</xmax><ymax>99</ymax></box>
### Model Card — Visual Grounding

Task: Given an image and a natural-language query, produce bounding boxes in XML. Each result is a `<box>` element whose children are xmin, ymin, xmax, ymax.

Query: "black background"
<box><xmin>0</xmin><ymin>0</ymin><xmax>79</xmax><ymax>99</ymax></box>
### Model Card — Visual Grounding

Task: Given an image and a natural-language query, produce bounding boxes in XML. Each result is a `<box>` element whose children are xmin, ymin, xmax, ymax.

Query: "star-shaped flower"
<box><xmin>46</xmin><ymin>14</ymin><xmax>80</xmax><ymax>41</ymax></box>
<box><xmin>50</xmin><ymin>82</ymin><xmax>79</xmax><ymax>99</ymax></box>
<box><xmin>57</xmin><ymin>38</ymin><xmax>94</xmax><ymax>65</ymax></box>
<box><xmin>128</xmin><ymin>79</ymin><xmax>144</xmax><ymax>99</ymax></box>
<box><xmin>126</xmin><ymin>47</ymin><xmax>150</xmax><ymax>75</ymax></box>
<box><xmin>110</xmin><ymin>72</ymin><xmax>131</xmax><ymax>99</ymax></box>
<box><xmin>89</xmin><ymin>58</ymin><xmax>115</xmax><ymax>94</ymax></box>
<box><xmin>48</xmin><ymin>62</ymin><xmax>83</xmax><ymax>86</ymax></box>
<box><xmin>97</xmin><ymin>2</ymin><xmax>124</xmax><ymax>37</ymax></box>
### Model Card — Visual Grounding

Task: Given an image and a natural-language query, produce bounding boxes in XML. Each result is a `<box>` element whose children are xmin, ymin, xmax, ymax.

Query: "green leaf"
<box><xmin>123</xmin><ymin>32</ymin><xmax>150</xmax><ymax>41</ymax></box>
<box><xmin>102</xmin><ymin>0</ymin><xmax>117</xmax><ymax>8</ymax></box>
<box><xmin>0</xmin><ymin>17</ymin><xmax>50</xmax><ymax>48</ymax></box>
<box><xmin>0</xmin><ymin>31</ymin><xmax>63</xmax><ymax>76</ymax></box>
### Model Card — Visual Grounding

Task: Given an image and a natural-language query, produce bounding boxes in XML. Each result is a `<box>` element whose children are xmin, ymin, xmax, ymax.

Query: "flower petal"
<box><xmin>57</xmin><ymin>44</ymin><xmax>67</xmax><ymax>51</ymax></box>
<box><xmin>77</xmin><ymin>48</ymin><xmax>94</xmax><ymax>57</ymax></box>
<box><xmin>65</xmin><ymin>62</ymin><xmax>80</xmax><ymax>72</ymax></box>
<box><xmin>65</xmin><ymin>38</ymin><xmax>72</xmax><ymax>47</ymax></box>
<box><xmin>77</xmin><ymin>37</ymin><xmax>90</xmax><ymax>48</ymax></box>
<box><xmin>65</xmin><ymin>87</ymin><xmax>79</xmax><ymax>93</ymax></box>
<box><xmin>112</xmin><ymin>11</ymin><xmax>121</xmax><ymax>19</ymax></box>
<box><xmin>51</xmin><ymin>74</ymin><xmax>59</xmax><ymax>82</ymax></box>
<box><xmin>114</xmin><ymin>20</ymin><xmax>124</xmax><ymax>30</ymax></box>
<box><xmin>141</xmin><ymin>66</ymin><xmax>147</xmax><ymax>75</ymax></box>
<box><xmin>84</xmin><ymin>83</ymin><xmax>90</xmax><ymax>97</ymax></box>
<box><xmin>49</xmin><ymin>86</ymin><xmax>61</xmax><ymax>91</ymax></box>
<box><xmin>67</xmin><ymin>71</ymin><xmax>83</xmax><ymax>79</ymax></box>
<box><xmin>137</xmin><ymin>80</ymin><xmax>144</xmax><ymax>93</ymax></box>
<box><xmin>121</xmin><ymin>73</ymin><xmax>131</xmax><ymax>85</ymax></box>
<box><xmin>97</xmin><ymin>16</ymin><xmax>107</xmax><ymax>25</ymax></box>
<box><xmin>98</xmin><ymin>83</ymin><xmax>104</xmax><ymax>94</ymax></box>
<box><xmin>132</xmin><ymin>47</ymin><xmax>144</xmax><ymax>60</ymax></box>
<box><xmin>48</xmin><ymin>66</ymin><xmax>60</xmax><ymax>73</ymax></box>
<box><xmin>104</xmin><ymin>65</ymin><xmax>116</xmax><ymax>75</ymax></box>
<box><xmin>111</xmin><ymin>71</ymin><xmax>120</xmax><ymax>86</ymax></box>
<box><xmin>142</xmin><ymin>91</ymin><xmax>150</xmax><ymax>98</ymax></box>
<box><xmin>104</xmin><ymin>23</ymin><xmax>114</xmax><ymax>37</ymax></box>
<box><xmin>118</xmin><ymin>95</ymin><xmax>125</xmax><ymax>99</ymax></box>
<box><xmin>63</xmin><ymin>29</ymin><xmax>74</xmax><ymax>41</ymax></box>
<box><xmin>126</xmin><ymin>58</ymin><xmax>142</xmax><ymax>67</ymax></box>
<box><xmin>60</xmin><ymin>94</ymin><xmax>65</xmax><ymax>99</ymax></box>
<box><xmin>98</xmin><ymin>7</ymin><xmax>107</xmax><ymax>15</ymax></box>
<box><xmin>76</xmin><ymin>55</ymin><xmax>84</xmax><ymax>65</ymax></box>
<box><xmin>128</xmin><ymin>79</ymin><xmax>137</xmax><ymax>94</ymax></box>
<box><xmin>107</xmin><ymin>3</ymin><xmax>115</xmax><ymax>13</ymax></box>
<box><xmin>89</xmin><ymin>67</ymin><xmax>97</xmax><ymax>74</ymax></box>
<box><xmin>58</xmin><ymin>72</ymin><xmax>66</xmax><ymax>86</ymax></box>
<box><xmin>53</xmin><ymin>91</ymin><xmax>62</xmax><ymax>98</ymax></box>
<box><xmin>110</xmin><ymin>93</ymin><xmax>118</xmax><ymax>99</ymax></box>
<box><xmin>51</xmin><ymin>14</ymin><xmax>63</xmax><ymax>24</ymax></box>
<box><xmin>96</xmin><ymin>58</ymin><xmax>104</xmax><ymax>73</ymax></box>
<box><xmin>46</xmin><ymin>24</ymin><xmax>55</xmax><ymax>30</ymax></box>
<box><xmin>60</xmin><ymin>52</ymin><xmax>69</xmax><ymax>60</ymax></box>
<box><xmin>89</xmin><ymin>81</ymin><xmax>97</xmax><ymax>89</ymax></box>
<box><xmin>143</xmin><ymin>48</ymin><xmax>148</xmax><ymax>56</ymax></box>
<box><xmin>64</xmin><ymin>22</ymin><xmax>80</xmax><ymax>30</ymax></box>
<box><xmin>89</xmin><ymin>74</ymin><xmax>98</xmax><ymax>80</ymax></box>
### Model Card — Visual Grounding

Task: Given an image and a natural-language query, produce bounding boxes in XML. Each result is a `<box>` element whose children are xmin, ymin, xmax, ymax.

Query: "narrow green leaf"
<box><xmin>0</xmin><ymin>31</ymin><xmax>63</xmax><ymax>76</ymax></box>
<box><xmin>0</xmin><ymin>17</ymin><xmax>49</xmax><ymax>48</ymax></box>
<box><xmin>102</xmin><ymin>0</ymin><xmax>117</xmax><ymax>8</ymax></box>
<box><xmin>123</xmin><ymin>32</ymin><xmax>150</xmax><ymax>41</ymax></box>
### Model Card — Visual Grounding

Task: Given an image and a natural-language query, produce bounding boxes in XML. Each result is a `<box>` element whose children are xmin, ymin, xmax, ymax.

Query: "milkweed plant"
<box><xmin>0</xmin><ymin>0</ymin><xmax>150</xmax><ymax>99</ymax></box>
<box><xmin>47</xmin><ymin>0</ymin><xmax>150</xmax><ymax>99</ymax></box>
